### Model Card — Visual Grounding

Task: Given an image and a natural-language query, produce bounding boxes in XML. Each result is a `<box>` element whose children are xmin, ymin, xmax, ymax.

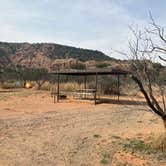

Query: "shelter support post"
<box><xmin>117</xmin><ymin>74</ymin><xmax>120</xmax><ymax>101</ymax></box>
<box><xmin>84</xmin><ymin>75</ymin><xmax>87</xmax><ymax>89</ymax></box>
<box><xmin>54</xmin><ymin>89</ymin><xmax>56</xmax><ymax>103</ymax></box>
<box><xmin>94</xmin><ymin>73</ymin><xmax>98</xmax><ymax>105</ymax></box>
<box><xmin>57</xmin><ymin>73</ymin><xmax>60</xmax><ymax>102</ymax></box>
<box><xmin>84</xmin><ymin>75</ymin><xmax>87</xmax><ymax>99</ymax></box>
<box><xmin>52</xmin><ymin>81</ymin><xmax>56</xmax><ymax>103</ymax></box>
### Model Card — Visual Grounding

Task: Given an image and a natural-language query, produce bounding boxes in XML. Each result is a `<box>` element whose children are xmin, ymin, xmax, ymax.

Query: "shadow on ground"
<box><xmin>97</xmin><ymin>98</ymin><xmax>147</xmax><ymax>106</ymax></box>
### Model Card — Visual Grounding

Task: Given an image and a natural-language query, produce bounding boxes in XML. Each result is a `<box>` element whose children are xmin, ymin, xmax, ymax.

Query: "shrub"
<box><xmin>1</xmin><ymin>82</ymin><xmax>16</xmax><ymax>89</ymax></box>
<box><xmin>70</xmin><ymin>63</ymin><xmax>86</xmax><ymax>70</ymax></box>
<box><xmin>96</xmin><ymin>63</ymin><xmax>110</xmax><ymax>68</ymax></box>
<box><xmin>60</xmin><ymin>82</ymin><xmax>84</xmax><ymax>91</ymax></box>
<box><xmin>39</xmin><ymin>82</ymin><xmax>51</xmax><ymax>91</ymax></box>
<box><xmin>123</xmin><ymin>139</ymin><xmax>152</xmax><ymax>154</ymax></box>
<box><xmin>99</xmin><ymin>76</ymin><xmax>119</xmax><ymax>95</ymax></box>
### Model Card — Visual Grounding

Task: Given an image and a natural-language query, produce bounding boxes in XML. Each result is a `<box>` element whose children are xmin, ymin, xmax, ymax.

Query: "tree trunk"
<box><xmin>162</xmin><ymin>116</ymin><xmax>166</xmax><ymax>129</ymax></box>
<box><xmin>38</xmin><ymin>84</ymin><xmax>42</xmax><ymax>90</ymax></box>
<box><xmin>132</xmin><ymin>75</ymin><xmax>166</xmax><ymax>130</ymax></box>
<box><xmin>36</xmin><ymin>80</ymin><xmax>45</xmax><ymax>90</ymax></box>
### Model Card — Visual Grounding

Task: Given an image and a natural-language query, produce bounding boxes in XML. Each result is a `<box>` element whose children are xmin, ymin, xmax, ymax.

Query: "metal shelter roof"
<box><xmin>50</xmin><ymin>69</ymin><xmax>130</xmax><ymax>76</ymax></box>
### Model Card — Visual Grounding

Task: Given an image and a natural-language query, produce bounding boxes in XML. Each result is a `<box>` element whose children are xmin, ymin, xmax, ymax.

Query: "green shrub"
<box><xmin>123</xmin><ymin>139</ymin><xmax>155</xmax><ymax>154</ymax></box>
<box><xmin>70</xmin><ymin>63</ymin><xmax>86</xmax><ymax>70</ymax></box>
<box><xmin>96</xmin><ymin>63</ymin><xmax>110</xmax><ymax>68</ymax></box>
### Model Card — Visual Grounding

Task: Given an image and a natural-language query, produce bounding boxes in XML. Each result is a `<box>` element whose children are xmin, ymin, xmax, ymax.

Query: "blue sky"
<box><xmin>0</xmin><ymin>0</ymin><xmax>165</xmax><ymax>59</ymax></box>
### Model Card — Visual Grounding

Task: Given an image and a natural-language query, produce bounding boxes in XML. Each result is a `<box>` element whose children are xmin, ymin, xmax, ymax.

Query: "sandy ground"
<box><xmin>0</xmin><ymin>89</ymin><xmax>166</xmax><ymax>166</ymax></box>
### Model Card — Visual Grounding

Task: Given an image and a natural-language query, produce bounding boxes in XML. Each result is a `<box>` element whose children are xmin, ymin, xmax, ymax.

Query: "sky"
<box><xmin>0</xmin><ymin>0</ymin><xmax>166</xmax><ymax>59</ymax></box>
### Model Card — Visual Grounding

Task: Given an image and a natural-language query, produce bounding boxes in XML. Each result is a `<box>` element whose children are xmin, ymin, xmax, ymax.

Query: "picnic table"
<box><xmin>73</xmin><ymin>89</ymin><xmax>96</xmax><ymax>99</ymax></box>
<box><xmin>51</xmin><ymin>89</ymin><xmax>98</xmax><ymax>104</ymax></box>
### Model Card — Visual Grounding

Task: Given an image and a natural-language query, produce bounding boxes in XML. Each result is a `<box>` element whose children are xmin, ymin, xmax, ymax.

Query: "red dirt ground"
<box><xmin>0</xmin><ymin>89</ymin><xmax>165</xmax><ymax>166</ymax></box>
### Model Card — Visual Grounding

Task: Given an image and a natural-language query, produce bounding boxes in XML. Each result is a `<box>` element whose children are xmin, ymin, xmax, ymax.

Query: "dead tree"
<box><xmin>128</xmin><ymin>20</ymin><xmax>166</xmax><ymax>128</ymax></box>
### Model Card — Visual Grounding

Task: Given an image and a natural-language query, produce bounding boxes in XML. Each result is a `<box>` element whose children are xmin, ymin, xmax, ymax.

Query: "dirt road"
<box><xmin>0</xmin><ymin>90</ymin><xmax>165</xmax><ymax>165</ymax></box>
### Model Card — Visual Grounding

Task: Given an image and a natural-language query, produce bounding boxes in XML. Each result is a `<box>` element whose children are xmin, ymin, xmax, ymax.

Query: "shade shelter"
<box><xmin>50</xmin><ymin>69</ymin><xmax>130</xmax><ymax>104</ymax></box>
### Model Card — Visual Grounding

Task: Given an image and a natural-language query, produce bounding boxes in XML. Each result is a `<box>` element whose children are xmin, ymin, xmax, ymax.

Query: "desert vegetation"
<box><xmin>0</xmin><ymin>6</ymin><xmax>166</xmax><ymax>165</ymax></box>
<box><xmin>126</xmin><ymin>16</ymin><xmax>166</xmax><ymax>130</ymax></box>
<box><xmin>0</xmin><ymin>42</ymin><xmax>112</xmax><ymax>70</ymax></box>
<box><xmin>0</xmin><ymin>38</ymin><xmax>166</xmax><ymax>165</ymax></box>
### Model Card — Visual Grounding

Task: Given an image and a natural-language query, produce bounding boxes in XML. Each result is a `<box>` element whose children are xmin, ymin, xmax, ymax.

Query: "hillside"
<box><xmin>0</xmin><ymin>42</ymin><xmax>113</xmax><ymax>69</ymax></box>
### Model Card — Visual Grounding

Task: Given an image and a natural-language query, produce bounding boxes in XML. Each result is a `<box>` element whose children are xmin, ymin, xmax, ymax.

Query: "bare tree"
<box><xmin>128</xmin><ymin>17</ymin><xmax>166</xmax><ymax>128</ymax></box>
<box><xmin>31</xmin><ymin>68</ymin><xmax>48</xmax><ymax>90</ymax></box>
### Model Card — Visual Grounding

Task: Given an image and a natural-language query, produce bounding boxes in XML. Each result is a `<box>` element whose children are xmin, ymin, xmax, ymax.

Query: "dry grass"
<box><xmin>0</xmin><ymin>88</ymin><xmax>43</xmax><ymax>101</ymax></box>
<box><xmin>151</xmin><ymin>132</ymin><xmax>166</xmax><ymax>152</ymax></box>
<box><xmin>1</xmin><ymin>82</ymin><xmax>17</xmax><ymax>89</ymax></box>
<box><xmin>50</xmin><ymin>82</ymin><xmax>85</xmax><ymax>92</ymax></box>
<box><xmin>39</xmin><ymin>82</ymin><xmax>52</xmax><ymax>91</ymax></box>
